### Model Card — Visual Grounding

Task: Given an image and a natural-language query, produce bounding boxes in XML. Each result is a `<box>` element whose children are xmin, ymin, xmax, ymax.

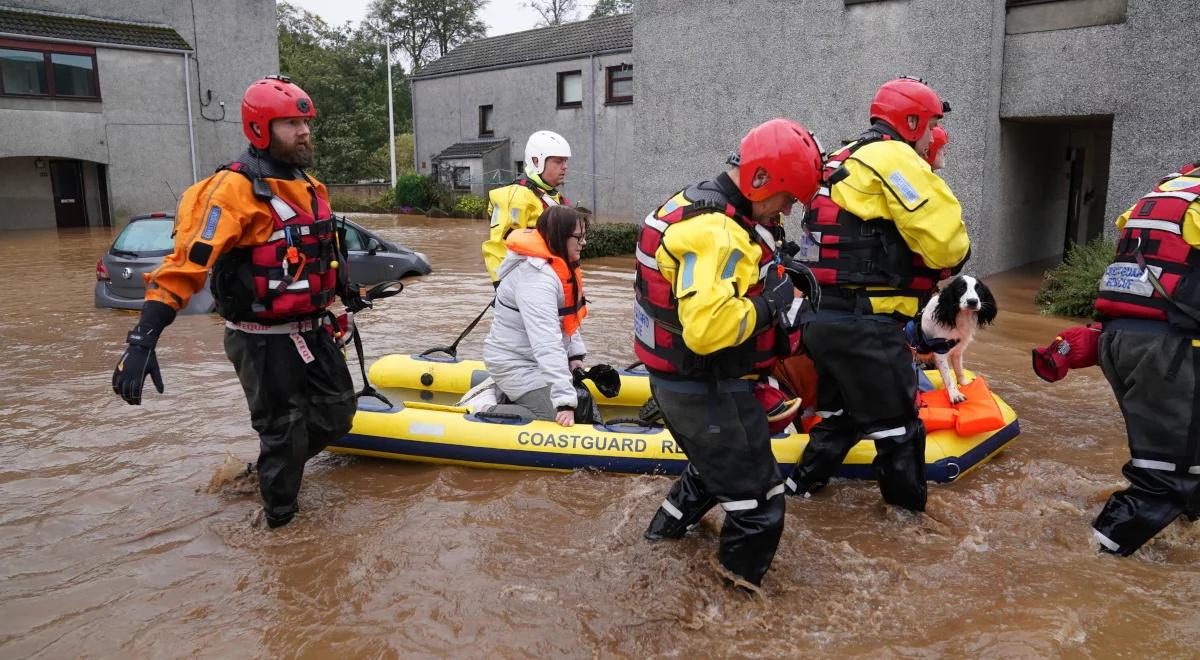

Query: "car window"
<box><xmin>344</xmin><ymin>226</ymin><xmax>373</xmax><ymax>251</ymax></box>
<box><xmin>113</xmin><ymin>219</ymin><xmax>175</xmax><ymax>252</ymax></box>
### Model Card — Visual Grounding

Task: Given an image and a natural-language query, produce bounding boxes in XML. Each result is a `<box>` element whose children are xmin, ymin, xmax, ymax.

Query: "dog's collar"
<box><xmin>905</xmin><ymin>319</ymin><xmax>959</xmax><ymax>355</ymax></box>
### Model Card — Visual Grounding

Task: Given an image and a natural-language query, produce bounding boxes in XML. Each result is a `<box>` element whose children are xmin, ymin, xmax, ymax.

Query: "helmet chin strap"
<box><xmin>523</xmin><ymin>165</ymin><xmax>554</xmax><ymax>191</ymax></box>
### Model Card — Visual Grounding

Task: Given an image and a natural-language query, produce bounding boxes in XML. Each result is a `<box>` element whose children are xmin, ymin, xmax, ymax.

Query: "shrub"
<box><xmin>454</xmin><ymin>194</ymin><xmax>488</xmax><ymax>218</ymax></box>
<box><xmin>1034</xmin><ymin>235</ymin><xmax>1117</xmax><ymax>318</ymax></box>
<box><xmin>581</xmin><ymin>221</ymin><xmax>639</xmax><ymax>259</ymax></box>
<box><xmin>421</xmin><ymin>176</ymin><xmax>454</xmax><ymax>211</ymax></box>
<box><xmin>394</xmin><ymin>173</ymin><xmax>426</xmax><ymax>208</ymax></box>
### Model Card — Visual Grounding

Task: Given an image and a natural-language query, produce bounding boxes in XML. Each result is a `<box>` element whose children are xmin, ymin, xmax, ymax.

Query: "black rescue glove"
<box><xmin>340</xmin><ymin>283</ymin><xmax>372</xmax><ymax>313</ymax></box>
<box><xmin>112</xmin><ymin>300</ymin><xmax>176</xmax><ymax>405</ymax></box>
<box><xmin>573</xmin><ymin>364</ymin><xmax>622</xmax><ymax>398</ymax></box>
<box><xmin>781</xmin><ymin>240</ymin><xmax>803</xmax><ymax>258</ymax></box>
<box><xmin>781</xmin><ymin>256</ymin><xmax>821</xmax><ymax>312</ymax></box>
<box><xmin>751</xmin><ymin>263</ymin><xmax>796</xmax><ymax>332</ymax></box>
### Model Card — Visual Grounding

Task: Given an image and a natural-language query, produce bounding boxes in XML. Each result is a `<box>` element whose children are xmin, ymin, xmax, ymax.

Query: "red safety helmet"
<box><xmin>241</xmin><ymin>75</ymin><xmax>316</xmax><ymax>150</ymax></box>
<box><xmin>735</xmin><ymin>118</ymin><xmax>824</xmax><ymax>204</ymax></box>
<box><xmin>870</xmin><ymin>76</ymin><xmax>944</xmax><ymax>143</ymax></box>
<box><xmin>925</xmin><ymin>125</ymin><xmax>949</xmax><ymax>167</ymax></box>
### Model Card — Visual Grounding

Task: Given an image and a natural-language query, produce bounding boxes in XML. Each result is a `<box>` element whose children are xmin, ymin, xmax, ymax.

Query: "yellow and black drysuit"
<box><xmin>482</xmin><ymin>170</ymin><xmax>568</xmax><ymax>285</ymax></box>
<box><xmin>635</xmin><ymin>172</ymin><xmax>804</xmax><ymax>587</ymax></box>
<box><xmin>786</xmin><ymin>123</ymin><xmax>970</xmax><ymax>511</ymax></box>
<box><xmin>126</xmin><ymin>148</ymin><xmax>360</xmax><ymax>528</ymax></box>
<box><xmin>1091</xmin><ymin>162</ymin><xmax>1200</xmax><ymax>555</ymax></box>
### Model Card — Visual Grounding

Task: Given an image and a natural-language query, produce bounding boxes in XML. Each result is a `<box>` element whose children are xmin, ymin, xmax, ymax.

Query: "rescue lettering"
<box><xmin>516</xmin><ymin>431</ymin><xmax>647</xmax><ymax>453</ymax></box>
<box><xmin>660</xmin><ymin>439</ymin><xmax>685</xmax><ymax>455</ymax></box>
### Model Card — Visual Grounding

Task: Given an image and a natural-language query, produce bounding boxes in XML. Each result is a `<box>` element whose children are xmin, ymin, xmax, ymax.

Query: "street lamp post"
<box><xmin>386</xmin><ymin>36</ymin><xmax>397</xmax><ymax>190</ymax></box>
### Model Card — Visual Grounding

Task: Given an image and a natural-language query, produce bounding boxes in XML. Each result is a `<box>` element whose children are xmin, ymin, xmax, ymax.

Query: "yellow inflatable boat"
<box><xmin>330</xmin><ymin>358</ymin><xmax>1021</xmax><ymax>483</ymax></box>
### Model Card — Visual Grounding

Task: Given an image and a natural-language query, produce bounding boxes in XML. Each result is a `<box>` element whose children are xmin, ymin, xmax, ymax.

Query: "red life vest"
<box><xmin>798</xmin><ymin>130</ymin><xmax>953</xmax><ymax>316</ymax></box>
<box><xmin>1095</xmin><ymin>164</ymin><xmax>1200</xmax><ymax>330</ymax></box>
<box><xmin>502</xmin><ymin>228</ymin><xmax>587</xmax><ymax>335</ymax></box>
<box><xmin>633</xmin><ymin>178</ymin><xmax>801</xmax><ymax>379</ymax></box>
<box><xmin>211</xmin><ymin>159</ymin><xmax>339</xmax><ymax>323</ymax></box>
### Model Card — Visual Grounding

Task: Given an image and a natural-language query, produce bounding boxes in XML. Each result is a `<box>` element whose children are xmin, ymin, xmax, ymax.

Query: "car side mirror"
<box><xmin>366</xmin><ymin>237</ymin><xmax>382</xmax><ymax>255</ymax></box>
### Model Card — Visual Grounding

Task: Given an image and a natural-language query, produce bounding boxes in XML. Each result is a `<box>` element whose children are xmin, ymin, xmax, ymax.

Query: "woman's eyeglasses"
<box><xmin>571</xmin><ymin>232</ymin><xmax>587</xmax><ymax>243</ymax></box>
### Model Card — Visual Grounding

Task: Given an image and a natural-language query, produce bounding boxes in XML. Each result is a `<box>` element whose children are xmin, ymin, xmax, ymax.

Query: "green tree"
<box><xmin>589</xmin><ymin>0</ymin><xmax>632</xmax><ymax>18</ymax></box>
<box><xmin>527</xmin><ymin>0</ymin><xmax>577</xmax><ymax>26</ymax></box>
<box><xmin>368</xmin><ymin>0</ymin><xmax>487</xmax><ymax>72</ymax></box>
<box><xmin>277</xmin><ymin>1</ymin><xmax>412</xmax><ymax>183</ymax></box>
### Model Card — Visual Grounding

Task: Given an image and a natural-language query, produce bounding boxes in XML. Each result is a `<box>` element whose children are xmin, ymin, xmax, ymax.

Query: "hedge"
<box><xmin>1034</xmin><ymin>236</ymin><xmax>1117</xmax><ymax>317</ymax></box>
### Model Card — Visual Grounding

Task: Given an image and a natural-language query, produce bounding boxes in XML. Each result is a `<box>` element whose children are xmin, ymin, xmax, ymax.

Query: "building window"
<box><xmin>0</xmin><ymin>41</ymin><xmax>99</xmax><ymax>99</ymax></box>
<box><xmin>515</xmin><ymin>160</ymin><xmax>525</xmax><ymax>176</ymax></box>
<box><xmin>606</xmin><ymin>64</ymin><xmax>632</xmax><ymax>104</ymax></box>
<box><xmin>479</xmin><ymin>104</ymin><xmax>494</xmax><ymax>137</ymax></box>
<box><xmin>557</xmin><ymin>70</ymin><xmax>582</xmax><ymax>108</ymax></box>
<box><xmin>452</xmin><ymin>166</ymin><xmax>471</xmax><ymax>190</ymax></box>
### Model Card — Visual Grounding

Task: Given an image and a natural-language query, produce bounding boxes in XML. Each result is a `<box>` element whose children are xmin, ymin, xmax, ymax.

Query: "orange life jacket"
<box><xmin>504</xmin><ymin>228</ymin><xmax>587</xmax><ymax>335</ymax></box>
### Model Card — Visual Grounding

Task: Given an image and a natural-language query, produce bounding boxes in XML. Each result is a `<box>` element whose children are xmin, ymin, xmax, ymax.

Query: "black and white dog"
<box><xmin>906</xmin><ymin>275</ymin><xmax>998</xmax><ymax>403</ymax></box>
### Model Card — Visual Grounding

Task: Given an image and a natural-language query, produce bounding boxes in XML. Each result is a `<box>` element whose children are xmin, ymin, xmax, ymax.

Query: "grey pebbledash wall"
<box><xmin>630</xmin><ymin>0</ymin><xmax>1197</xmax><ymax>276</ymax></box>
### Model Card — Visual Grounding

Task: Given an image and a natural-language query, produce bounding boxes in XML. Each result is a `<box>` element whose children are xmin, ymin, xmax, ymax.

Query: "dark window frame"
<box><xmin>451</xmin><ymin>166</ymin><xmax>472</xmax><ymax>191</ymax></box>
<box><xmin>478</xmin><ymin>104</ymin><xmax>494</xmax><ymax>137</ymax></box>
<box><xmin>0</xmin><ymin>37</ymin><xmax>101</xmax><ymax>100</ymax></box>
<box><xmin>605</xmin><ymin>64</ymin><xmax>632</xmax><ymax>105</ymax></box>
<box><xmin>556</xmin><ymin>70</ymin><xmax>582</xmax><ymax>109</ymax></box>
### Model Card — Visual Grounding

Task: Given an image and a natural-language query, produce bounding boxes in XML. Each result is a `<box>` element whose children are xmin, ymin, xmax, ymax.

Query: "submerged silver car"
<box><xmin>95</xmin><ymin>213</ymin><xmax>431</xmax><ymax>314</ymax></box>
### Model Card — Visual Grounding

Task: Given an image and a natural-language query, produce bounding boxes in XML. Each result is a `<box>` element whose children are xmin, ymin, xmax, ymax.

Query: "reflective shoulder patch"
<box><xmin>1163</xmin><ymin>176</ymin><xmax>1200</xmax><ymax>191</ymax></box>
<box><xmin>887</xmin><ymin>171</ymin><xmax>921</xmax><ymax>205</ymax></box>
<box><xmin>201</xmin><ymin>206</ymin><xmax>222</xmax><ymax>240</ymax></box>
<box><xmin>490</xmin><ymin>205</ymin><xmax>501</xmax><ymax>227</ymax></box>
<box><xmin>680</xmin><ymin>252</ymin><xmax>697</xmax><ymax>290</ymax></box>
<box><xmin>721</xmin><ymin>249</ymin><xmax>743</xmax><ymax>280</ymax></box>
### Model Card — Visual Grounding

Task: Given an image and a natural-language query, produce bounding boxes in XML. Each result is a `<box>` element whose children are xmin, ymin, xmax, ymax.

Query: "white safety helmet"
<box><xmin>524</xmin><ymin>130</ymin><xmax>571</xmax><ymax>175</ymax></box>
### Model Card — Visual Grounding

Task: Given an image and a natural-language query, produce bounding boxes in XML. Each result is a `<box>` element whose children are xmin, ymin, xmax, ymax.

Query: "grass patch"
<box><xmin>1034</xmin><ymin>236</ymin><xmax>1117</xmax><ymax>317</ymax></box>
<box><xmin>582</xmin><ymin>222</ymin><xmax>638</xmax><ymax>259</ymax></box>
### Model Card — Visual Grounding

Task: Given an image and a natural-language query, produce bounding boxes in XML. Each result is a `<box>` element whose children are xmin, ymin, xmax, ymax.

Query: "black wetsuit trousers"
<box><xmin>1094</xmin><ymin>327</ymin><xmax>1200</xmax><ymax>555</ymax></box>
<box><xmin>644</xmin><ymin>377</ymin><xmax>786</xmax><ymax>586</ymax></box>
<box><xmin>786</xmin><ymin>311</ymin><xmax>927</xmax><ymax>511</ymax></box>
<box><xmin>224</xmin><ymin>327</ymin><xmax>356</xmax><ymax>525</ymax></box>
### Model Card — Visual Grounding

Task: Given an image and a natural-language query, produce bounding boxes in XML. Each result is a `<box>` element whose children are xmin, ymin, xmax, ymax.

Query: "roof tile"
<box><xmin>415</xmin><ymin>14</ymin><xmax>631</xmax><ymax>78</ymax></box>
<box><xmin>0</xmin><ymin>6</ymin><xmax>191</xmax><ymax>51</ymax></box>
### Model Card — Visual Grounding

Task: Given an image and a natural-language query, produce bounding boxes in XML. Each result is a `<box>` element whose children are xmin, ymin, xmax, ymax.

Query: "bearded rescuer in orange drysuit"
<box><xmin>112</xmin><ymin>75</ymin><xmax>368</xmax><ymax>528</ymax></box>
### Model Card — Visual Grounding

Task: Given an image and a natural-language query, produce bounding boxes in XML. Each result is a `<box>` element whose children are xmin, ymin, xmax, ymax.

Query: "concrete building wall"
<box><xmin>1001</xmin><ymin>0</ymin><xmax>1197</xmax><ymax>237</ymax></box>
<box><xmin>0</xmin><ymin>157</ymin><xmax>54</xmax><ymax>230</ymax></box>
<box><xmin>412</xmin><ymin>50</ymin><xmax>635</xmax><ymax>219</ymax></box>
<box><xmin>0</xmin><ymin>0</ymin><xmax>277</xmax><ymax>229</ymax></box>
<box><xmin>634</xmin><ymin>0</ymin><xmax>1197</xmax><ymax>276</ymax></box>
<box><xmin>633</xmin><ymin>0</ymin><xmax>1009</xmax><ymax>272</ymax></box>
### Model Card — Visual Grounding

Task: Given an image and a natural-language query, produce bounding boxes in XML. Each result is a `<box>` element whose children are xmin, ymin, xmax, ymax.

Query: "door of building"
<box><xmin>50</xmin><ymin>160</ymin><xmax>87</xmax><ymax>227</ymax></box>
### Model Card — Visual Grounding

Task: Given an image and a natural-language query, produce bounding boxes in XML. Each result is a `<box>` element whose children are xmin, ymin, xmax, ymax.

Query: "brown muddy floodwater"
<box><xmin>2</xmin><ymin>214</ymin><xmax>1199</xmax><ymax>658</ymax></box>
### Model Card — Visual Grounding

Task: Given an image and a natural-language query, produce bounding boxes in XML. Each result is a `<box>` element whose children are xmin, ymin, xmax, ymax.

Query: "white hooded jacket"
<box><xmin>483</xmin><ymin>250</ymin><xmax>586</xmax><ymax>410</ymax></box>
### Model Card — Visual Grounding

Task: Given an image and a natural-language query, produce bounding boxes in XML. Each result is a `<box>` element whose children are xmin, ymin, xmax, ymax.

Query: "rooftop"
<box><xmin>432</xmin><ymin>139</ymin><xmax>510</xmax><ymax>160</ymax></box>
<box><xmin>414</xmin><ymin>13</ymin><xmax>632</xmax><ymax>79</ymax></box>
<box><xmin>0</xmin><ymin>5</ymin><xmax>192</xmax><ymax>51</ymax></box>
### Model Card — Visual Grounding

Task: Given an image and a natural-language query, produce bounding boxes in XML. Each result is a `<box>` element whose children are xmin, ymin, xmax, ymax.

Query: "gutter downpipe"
<box><xmin>183</xmin><ymin>52</ymin><xmax>197</xmax><ymax>182</ymax></box>
<box><xmin>590</xmin><ymin>53</ymin><xmax>597</xmax><ymax>216</ymax></box>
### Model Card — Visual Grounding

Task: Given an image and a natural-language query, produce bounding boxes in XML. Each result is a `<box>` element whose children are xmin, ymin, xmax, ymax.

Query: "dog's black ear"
<box><xmin>976</xmin><ymin>280</ymin><xmax>998</xmax><ymax>326</ymax></box>
<box><xmin>934</xmin><ymin>277</ymin><xmax>964</xmax><ymax>328</ymax></box>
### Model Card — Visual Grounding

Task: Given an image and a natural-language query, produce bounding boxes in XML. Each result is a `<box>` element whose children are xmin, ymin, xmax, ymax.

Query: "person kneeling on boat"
<box><xmin>483</xmin><ymin>206</ymin><xmax>596</xmax><ymax>427</ymax></box>
<box><xmin>635</xmin><ymin>118</ymin><xmax>824</xmax><ymax>588</ymax></box>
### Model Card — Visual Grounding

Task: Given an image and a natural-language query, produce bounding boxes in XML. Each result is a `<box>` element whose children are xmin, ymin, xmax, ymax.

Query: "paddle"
<box><xmin>420</xmin><ymin>299</ymin><xmax>495</xmax><ymax>360</ymax></box>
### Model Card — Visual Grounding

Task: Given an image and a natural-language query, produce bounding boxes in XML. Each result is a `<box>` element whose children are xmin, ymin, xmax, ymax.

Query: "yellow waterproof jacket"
<box><xmin>483</xmin><ymin>179</ymin><xmax>566</xmax><ymax>283</ymax></box>
<box><xmin>145</xmin><ymin>169</ymin><xmax>329</xmax><ymax>311</ymax></box>
<box><xmin>828</xmin><ymin>139</ymin><xmax>970</xmax><ymax>318</ymax></box>
<box><xmin>655</xmin><ymin>210</ymin><xmax>764</xmax><ymax>355</ymax></box>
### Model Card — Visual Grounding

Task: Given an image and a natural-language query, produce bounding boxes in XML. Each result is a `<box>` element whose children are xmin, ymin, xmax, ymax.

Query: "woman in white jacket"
<box><xmin>483</xmin><ymin>206</ymin><xmax>590</xmax><ymax>426</ymax></box>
